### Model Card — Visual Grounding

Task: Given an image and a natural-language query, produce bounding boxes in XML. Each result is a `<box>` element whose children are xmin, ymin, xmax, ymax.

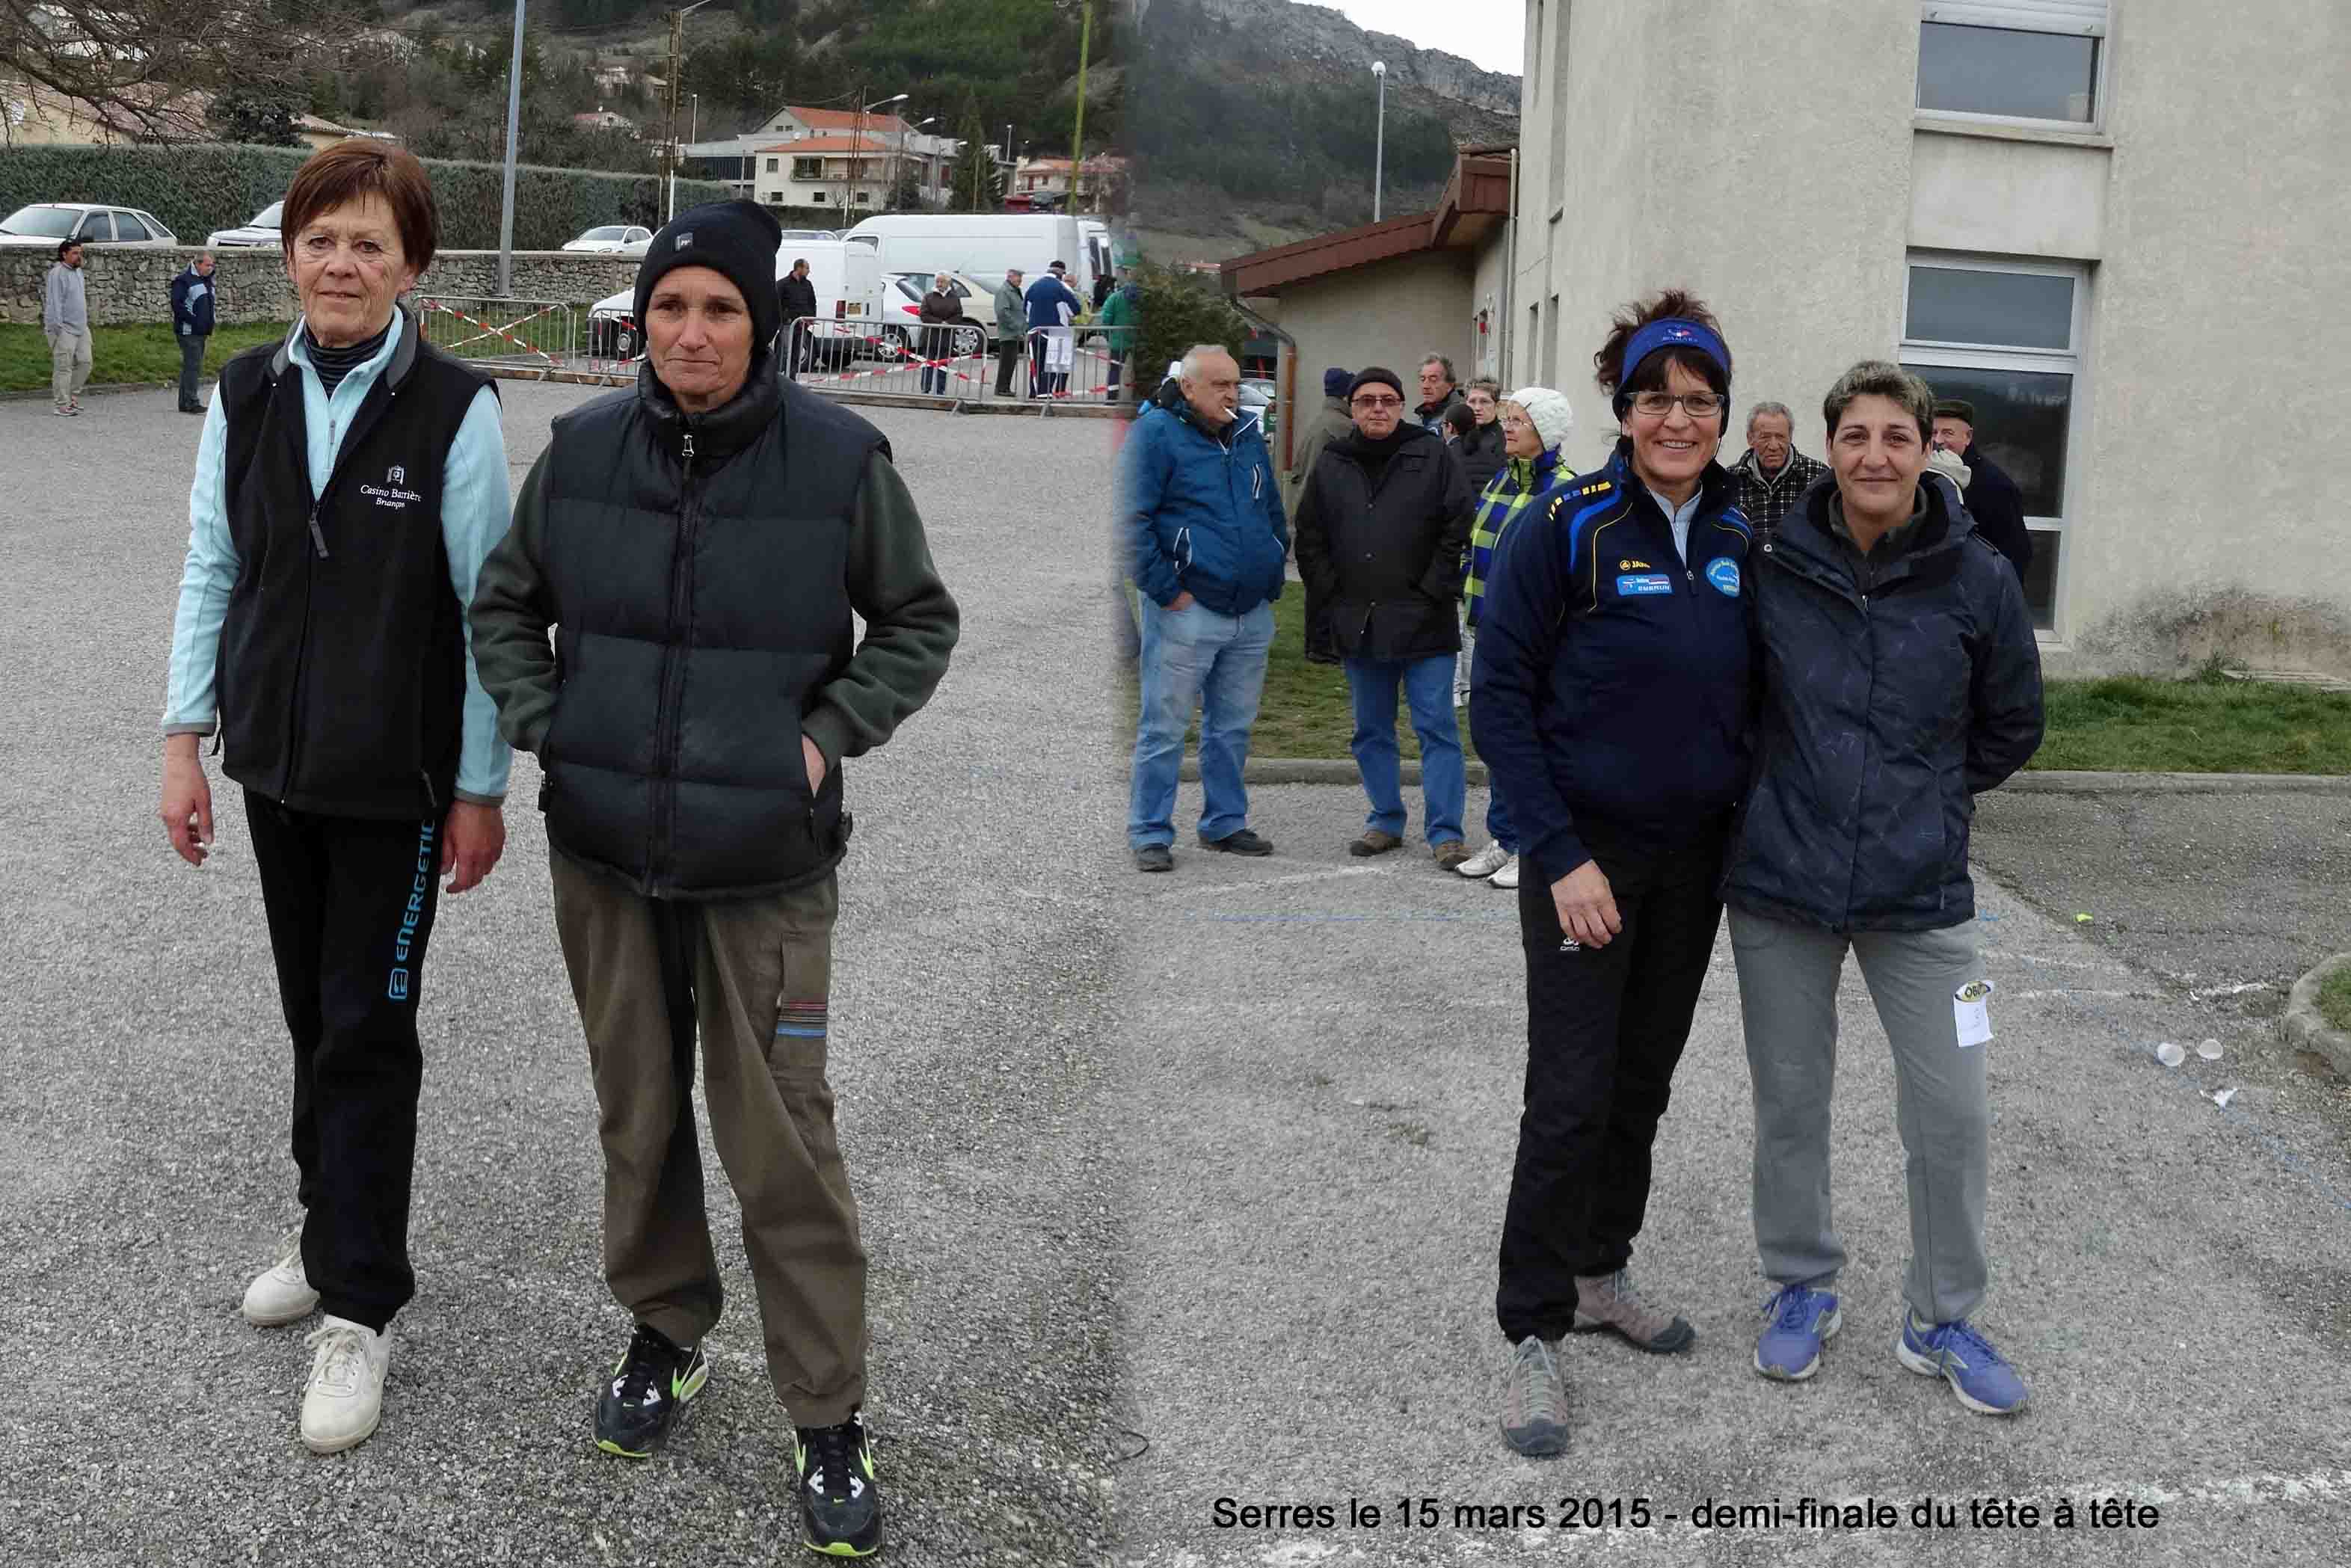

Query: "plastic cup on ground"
<box><xmin>2156</xmin><ymin>1042</ymin><xmax>2186</xmax><ymax>1067</ymax></box>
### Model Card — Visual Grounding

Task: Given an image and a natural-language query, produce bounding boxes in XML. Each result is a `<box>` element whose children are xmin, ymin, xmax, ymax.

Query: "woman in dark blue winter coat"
<box><xmin>1729</xmin><ymin>360</ymin><xmax>2042</xmax><ymax>1418</ymax></box>
<box><xmin>1470</xmin><ymin>290</ymin><xmax>1754</xmax><ymax>1457</ymax></box>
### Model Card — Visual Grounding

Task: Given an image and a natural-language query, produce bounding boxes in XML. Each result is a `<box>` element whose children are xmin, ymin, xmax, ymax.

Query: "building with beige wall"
<box><xmin>1222</xmin><ymin>151</ymin><xmax>1512</xmax><ymax>476</ymax></box>
<box><xmin>1504</xmin><ymin>0</ymin><xmax>2350</xmax><ymax>668</ymax></box>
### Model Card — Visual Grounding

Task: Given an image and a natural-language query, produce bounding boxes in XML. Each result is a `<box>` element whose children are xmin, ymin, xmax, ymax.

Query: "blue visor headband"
<box><xmin>1617</xmin><ymin>318</ymin><xmax>1732</xmax><ymax>416</ymax></box>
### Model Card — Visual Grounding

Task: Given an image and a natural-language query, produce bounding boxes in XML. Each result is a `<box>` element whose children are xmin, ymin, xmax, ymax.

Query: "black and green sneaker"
<box><xmin>594</xmin><ymin>1323</ymin><xmax>709</xmax><ymax>1458</ymax></box>
<box><xmin>794</xmin><ymin>1410</ymin><xmax>882</xmax><ymax>1557</ymax></box>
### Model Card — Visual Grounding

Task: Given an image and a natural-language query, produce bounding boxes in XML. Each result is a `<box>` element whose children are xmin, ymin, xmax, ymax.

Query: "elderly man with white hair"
<box><xmin>1119</xmin><ymin>342</ymin><xmax>1290</xmax><ymax>871</ymax></box>
<box><xmin>1728</xmin><ymin>400</ymin><xmax>1830</xmax><ymax>543</ymax></box>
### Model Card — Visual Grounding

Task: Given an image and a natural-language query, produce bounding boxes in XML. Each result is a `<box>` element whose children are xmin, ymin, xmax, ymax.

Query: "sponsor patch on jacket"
<box><xmin>1615</xmin><ymin>573</ymin><xmax>1674</xmax><ymax>597</ymax></box>
<box><xmin>1706</xmin><ymin>557</ymin><xmax>1742</xmax><ymax>597</ymax></box>
<box><xmin>1619</xmin><ymin>558</ymin><xmax>1650</xmax><ymax>571</ymax></box>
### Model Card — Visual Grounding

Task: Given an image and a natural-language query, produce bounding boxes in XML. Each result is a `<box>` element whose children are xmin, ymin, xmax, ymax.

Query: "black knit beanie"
<box><xmin>633</xmin><ymin>200</ymin><xmax>784</xmax><ymax>358</ymax></box>
<box><xmin>1347</xmin><ymin>366</ymin><xmax>1405</xmax><ymax>403</ymax></box>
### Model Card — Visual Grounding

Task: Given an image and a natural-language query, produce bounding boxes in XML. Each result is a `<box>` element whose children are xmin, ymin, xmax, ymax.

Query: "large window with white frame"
<box><xmin>1917</xmin><ymin>1</ymin><xmax>2110</xmax><ymax>127</ymax></box>
<box><xmin>1900</xmin><ymin>255</ymin><xmax>2089</xmax><ymax>633</ymax></box>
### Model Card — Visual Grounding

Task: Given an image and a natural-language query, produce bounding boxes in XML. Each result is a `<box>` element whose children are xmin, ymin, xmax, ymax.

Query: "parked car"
<box><xmin>885</xmin><ymin>271</ymin><xmax>997</xmax><ymax>353</ymax></box>
<box><xmin>207</xmin><ymin>201</ymin><xmax>283</xmax><ymax>248</ymax></box>
<box><xmin>562</xmin><ymin>224</ymin><xmax>653</xmax><ymax>256</ymax></box>
<box><xmin>1238</xmin><ymin>381</ymin><xmax>1278</xmax><ymax>443</ymax></box>
<box><xmin>778</xmin><ymin>230</ymin><xmax>838</xmax><ymax>242</ymax></box>
<box><xmin>586</xmin><ymin>238</ymin><xmax>882</xmax><ymax>369</ymax></box>
<box><xmin>0</xmin><ymin>203</ymin><xmax>179</xmax><ymax>248</ymax></box>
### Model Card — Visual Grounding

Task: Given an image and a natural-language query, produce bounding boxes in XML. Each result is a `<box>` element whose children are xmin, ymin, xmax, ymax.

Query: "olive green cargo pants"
<box><xmin>551</xmin><ymin>850</ymin><xmax>866</xmax><ymax>1427</ymax></box>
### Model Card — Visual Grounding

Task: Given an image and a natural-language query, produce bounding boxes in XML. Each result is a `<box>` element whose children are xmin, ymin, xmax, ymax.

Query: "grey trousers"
<box><xmin>1727</xmin><ymin>907</ymin><xmax>1992</xmax><ymax>1324</ymax></box>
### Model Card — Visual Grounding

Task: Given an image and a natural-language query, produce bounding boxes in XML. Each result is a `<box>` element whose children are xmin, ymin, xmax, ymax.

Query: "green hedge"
<box><xmin>0</xmin><ymin>143</ymin><xmax>730</xmax><ymax>252</ymax></box>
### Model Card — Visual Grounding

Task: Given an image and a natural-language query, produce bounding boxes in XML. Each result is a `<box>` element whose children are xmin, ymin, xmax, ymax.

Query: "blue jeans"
<box><xmin>1487</xmin><ymin>774</ymin><xmax>1518</xmax><ymax>853</ymax></box>
<box><xmin>1344</xmin><ymin>654</ymin><xmax>1466</xmax><ymax>843</ymax></box>
<box><xmin>1129</xmin><ymin>597</ymin><xmax>1275</xmax><ymax>848</ymax></box>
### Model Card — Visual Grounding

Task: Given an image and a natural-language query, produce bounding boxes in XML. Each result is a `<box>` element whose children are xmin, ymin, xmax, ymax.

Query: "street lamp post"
<box><xmin>857</xmin><ymin>90</ymin><xmax>906</xmax><ymax>214</ymax></box>
<box><xmin>496</xmin><ymin>0</ymin><xmax>523</xmax><ymax>296</ymax></box>
<box><xmin>1371</xmin><ymin>60</ymin><xmax>1386</xmax><ymax>223</ymax></box>
<box><xmin>664</xmin><ymin>1</ymin><xmax>716</xmax><ymax>224</ymax></box>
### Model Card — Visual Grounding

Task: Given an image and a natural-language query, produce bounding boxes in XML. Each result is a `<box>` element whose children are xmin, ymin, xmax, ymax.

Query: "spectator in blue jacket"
<box><xmin>1472</xmin><ymin>292</ymin><xmax>1753</xmax><ymax>1457</ymax></box>
<box><xmin>1731</xmin><ymin>361</ymin><xmax>2042</xmax><ymax>1418</ymax></box>
<box><xmin>1121</xmin><ymin>342</ymin><xmax>1288</xmax><ymax>871</ymax></box>
<box><xmin>1024</xmin><ymin>260</ymin><xmax>1083</xmax><ymax>397</ymax></box>
<box><xmin>169</xmin><ymin>250</ymin><xmax>218</xmax><ymax>413</ymax></box>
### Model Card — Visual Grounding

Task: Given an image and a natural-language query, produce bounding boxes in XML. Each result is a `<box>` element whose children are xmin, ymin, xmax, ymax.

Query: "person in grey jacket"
<box><xmin>994</xmin><ymin>268</ymin><xmax>1026</xmax><ymax>397</ymax></box>
<box><xmin>1730</xmin><ymin>360</ymin><xmax>2042</xmax><ymax>1418</ymax></box>
<box><xmin>43</xmin><ymin>239</ymin><xmax>91</xmax><ymax>416</ymax></box>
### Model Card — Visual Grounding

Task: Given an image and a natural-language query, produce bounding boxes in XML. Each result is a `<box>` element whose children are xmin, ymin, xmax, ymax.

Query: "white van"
<box><xmin>585</xmin><ymin>239</ymin><xmax>883</xmax><ymax>365</ymax></box>
<box><xmin>842</xmin><ymin>213</ymin><xmax>1115</xmax><ymax>309</ymax></box>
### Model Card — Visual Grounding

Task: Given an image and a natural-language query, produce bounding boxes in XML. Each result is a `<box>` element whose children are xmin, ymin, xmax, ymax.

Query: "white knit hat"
<box><xmin>1506</xmin><ymin>386</ymin><xmax>1574</xmax><ymax>452</ymax></box>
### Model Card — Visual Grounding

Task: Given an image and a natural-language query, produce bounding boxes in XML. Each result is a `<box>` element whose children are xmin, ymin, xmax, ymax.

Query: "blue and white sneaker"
<box><xmin>1896</xmin><ymin>1310</ymin><xmax>2029</xmax><ymax>1415</ymax></box>
<box><xmin>1754</xmin><ymin>1285</ymin><xmax>1840</xmax><ymax>1380</ymax></box>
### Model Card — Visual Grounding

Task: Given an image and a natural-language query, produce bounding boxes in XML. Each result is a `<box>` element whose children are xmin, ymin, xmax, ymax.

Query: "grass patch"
<box><xmin>1120</xmin><ymin>612</ymin><xmax>2350</xmax><ymax>778</ymax></box>
<box><xmin>2320</xmin><ymin>966</ymin><xmax>2351</xmax><ymax>1035</ymax></box>
<box><xmin>1</xmin><ymin>321</ymin><xmax>292</xmax><ymax>394</ymax></box>
<box><xmin>1116</xmin><ymin>585</ymin><xmax>1480</xmax><ymax>765</ymax></box>
<box><xmin>2032</xmin><ymin>671</ymin><xmax>2351</xmax><ymax>774</ymax></box>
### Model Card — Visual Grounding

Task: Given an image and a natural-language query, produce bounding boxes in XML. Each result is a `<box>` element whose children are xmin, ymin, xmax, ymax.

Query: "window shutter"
<box><xmin>1920</xmin><ymin>1</ymin><xmax>2107</xmax><ymax>34</ymax></box>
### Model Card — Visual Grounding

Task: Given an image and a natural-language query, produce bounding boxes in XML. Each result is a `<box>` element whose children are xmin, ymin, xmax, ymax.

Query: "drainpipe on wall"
<box><xmin>1502</xmin><ymin>147</ymin><xmax>1518</xmax><ymax>390</ymax></box>
<box><xmin>1226</xmin><ymin>291</ymin><xmax>1298</xmax><ymax>473</ymax></box>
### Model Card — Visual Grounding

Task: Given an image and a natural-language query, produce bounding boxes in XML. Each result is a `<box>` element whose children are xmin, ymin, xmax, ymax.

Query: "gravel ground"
<box><xmin>9</xmin><ymin>381</ymin><xmax>2351</xmax><ymax>1566</ymax></box>
<box><xmin>1107</xmin><ymin>781</ymin><xmax>2351</xmax><ymax>1566</ymax></box>
<box><xmin>0</xmin><ymin>381</ymin><xmax>1128</xmax><ymax>1567</ymax></box>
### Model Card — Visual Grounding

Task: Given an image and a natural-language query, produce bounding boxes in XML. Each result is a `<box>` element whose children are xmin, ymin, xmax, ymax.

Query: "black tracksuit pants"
<box><xmin>1496</xmin><ymin>815</ymin><xmax>1728</xmax><ymax>1343</ymax></box>
<box><xmin>244</xmin><ymin>793</ymin><xmax>443</xmax><ymax>1332</ymax></box>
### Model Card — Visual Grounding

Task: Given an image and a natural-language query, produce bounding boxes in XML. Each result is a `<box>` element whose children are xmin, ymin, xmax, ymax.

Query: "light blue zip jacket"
<box><xmin>162</xmin><ymin>310</ymin><xmax>516</xmax><ymax>803</ymax></box>
<box><xmin>1119</xmin><ymin>399</ymin><xmax>1288</xmax><ymax>615</ymax></box>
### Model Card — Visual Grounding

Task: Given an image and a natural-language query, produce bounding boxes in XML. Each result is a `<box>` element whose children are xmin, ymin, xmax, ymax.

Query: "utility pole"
<box><xmin>1069</xmin><ymin>0</ymin><xmax>1091</xmax><ymax>212</ymax></box>
<box><xmin>1371</xmin><ymin>60</ymin><xmax>1386</xmax><ymax>223</ymax></box>
<box><xmin>664</xmin><ymin>1</ymin><xmax>714</xmax><ymax>223</ymax></box>
<box><xmin>497</xmin><ymin>0</ymin><xmax>524</xmax><ymax>296</ymax></box>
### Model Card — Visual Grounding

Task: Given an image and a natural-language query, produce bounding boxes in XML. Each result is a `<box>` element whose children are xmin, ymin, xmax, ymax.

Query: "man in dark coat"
<box><xmin>775</xmin><ymin>257</ymin><xmax>817</xmax><ymax>371</ymax></box>
<box><xmin>1929</xmin><ymin>399</ymin><xmax>2032</xmax><ymax>580</ymax></box>
<box><xmin>1293</xmin><ymin>366</ymin><xmax>1475</xmax><ymax>867</ymax></box>
<box><xmin>169</xmin><ymin>250</ymin><xmax>217</xmax><ymax>413</ymax></box>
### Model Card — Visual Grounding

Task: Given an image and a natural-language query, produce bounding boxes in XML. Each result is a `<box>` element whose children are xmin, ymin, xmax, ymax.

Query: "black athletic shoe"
<box><xmin>594</xmin><ymin>1323</ymin><xmax>708</xmax><ymax>1458</ymax></box>
<box><xmin>795</xmin><ymin>1411</ymin><xmax>882</xmax><ymax>1557</ymax></box>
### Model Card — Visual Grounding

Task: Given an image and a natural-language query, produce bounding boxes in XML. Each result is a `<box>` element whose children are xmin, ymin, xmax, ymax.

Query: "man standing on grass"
<box><xmin>1121</xmin><ymin>343</ymin><xmax>1288</xmax><ymax>872</ymax></box>
<box><xmin>170</xmin><ymin>251</ymin><xmax>218</xmax><ymax>414</ymax></box>
<box><xmin>43</xmin><ymin>239</ymin><xmax>91</xmax><ymax>416</ymax></box>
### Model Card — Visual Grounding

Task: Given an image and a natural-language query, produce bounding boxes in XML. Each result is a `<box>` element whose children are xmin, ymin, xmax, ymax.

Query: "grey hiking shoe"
<box><xmin>1348</xmin><ymin>828</ymin><xmax>1402</xmax><ymax>858</ymax></box>
<box><xmin>1134</xmin><ymin>843</ymin><xmax>1173</xmax><ymax>873</ymax></box>
<box><xmin>1499</xmin><ymin>1335</ymin><xmax>1569</xmax><ymax>1457</ymax></box>
<box><xmin>1572</xmin><ymin>1268</ymin><xmax>1695</xmax><ymax>1353</ymax></box>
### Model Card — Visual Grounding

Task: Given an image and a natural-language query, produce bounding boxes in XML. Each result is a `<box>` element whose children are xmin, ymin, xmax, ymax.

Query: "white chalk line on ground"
<box><xmin>1180</xmin><ymin>1468</ymin><xmax>2351</xmax><ymax>1563</ymax></box>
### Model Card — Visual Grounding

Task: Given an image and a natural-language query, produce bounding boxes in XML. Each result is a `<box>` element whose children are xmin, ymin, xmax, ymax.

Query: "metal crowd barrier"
<box><xmin>783</xmin><ymin>315</ymin><xmax>995</xmax><ymax>402</ymax></box>
<box><xmin>414</xmin><ymin>296</ymin><xmax>576</xmax><ymax>369</ymax></box>
<box><xmin>1021</xmin><ymin>322</ymin><xmax>1138</xmax><ymax>406</ymax></box>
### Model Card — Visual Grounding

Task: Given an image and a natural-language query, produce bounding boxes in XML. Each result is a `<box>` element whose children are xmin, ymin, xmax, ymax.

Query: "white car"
<box><xmin>885</xmin><ymin>271</ymin><xmax>998</xmax><ymax>348</ymax></box>
<box><xmin>207</xmin><ymin>201</ymin><xmax>282</xmax><ymax>248</ymax></box>
<box><xmin>563</xmin><ymin>224</ymin><xmax>653</xmax><ymax>256</ymax></box>
<box><xmin>0</xmin><ymin>203</ymin><xmax>179</xmax><ymax>248</ymax></box>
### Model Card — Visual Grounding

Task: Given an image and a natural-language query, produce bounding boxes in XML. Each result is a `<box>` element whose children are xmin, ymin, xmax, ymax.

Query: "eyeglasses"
<box><xmin>1351</xmin><ymin>396</ymin><xmax>1404</xmax><ymax>410</ymax></box>
<box><xmin>1629</xmin><ymin>391</ymin><xmax>1724</xmax><ymax>419</ymax></box>
<box><xmin>1498</xmin><ymin>413</ymin><xmax>1533</xmax><ymax>428</ymax></box>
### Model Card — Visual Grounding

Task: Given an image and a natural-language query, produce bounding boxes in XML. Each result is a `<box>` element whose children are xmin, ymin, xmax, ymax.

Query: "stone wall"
<box><xmin>1</xmin><ymin>247</ymin><xmax>643</xmax><ymax>326</ymax></box>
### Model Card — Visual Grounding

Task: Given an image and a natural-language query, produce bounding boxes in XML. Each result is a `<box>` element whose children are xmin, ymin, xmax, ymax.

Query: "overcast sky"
<box><xmin>1314</xmin><ymin>0</ymin><xmax>1526</xmax><ymax>79</ymax></box>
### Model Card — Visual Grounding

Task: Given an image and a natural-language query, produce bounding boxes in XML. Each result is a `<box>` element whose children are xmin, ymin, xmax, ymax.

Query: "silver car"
<box><xmin>0</xmin><ymin>203</ymin><xmax>180</xmax><ymax>248</ymax></box>
<box><xmin>207</xmin><ymin>201</ymin><xmax>283</xmax><ymax>248</ymax></box>
<box><xmin>562</xmin><ymin>224</ymin><xmax>654</xmax><ymax>256</ymax></box>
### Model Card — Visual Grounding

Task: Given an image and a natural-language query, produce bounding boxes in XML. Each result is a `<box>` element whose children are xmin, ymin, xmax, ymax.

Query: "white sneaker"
<box><xmin>301</xmin><ymin>1316</ymin><xmax>390</xmax><ymax>1454</ymax></box>
<box><xmin>1455</xmin><ymin>841</ymin><xmax>1510</xmax><ymax>879</ymax></box>
<box><xmin>1491</xmin><ymin>855</ymin><xmax>1521</xmax><ymax>890</ymax></box>
<box><xmin>242</xmin><ymin>1225</ymin><xmax>319</xmax><ymax>1326</ymax></box>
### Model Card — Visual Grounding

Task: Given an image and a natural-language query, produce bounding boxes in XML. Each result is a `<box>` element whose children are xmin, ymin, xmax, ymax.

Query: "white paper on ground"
<box><xmin>1954</xmin><ymin>979</ymin><xmax>1996</xmax><ymax>1048</ymax></box>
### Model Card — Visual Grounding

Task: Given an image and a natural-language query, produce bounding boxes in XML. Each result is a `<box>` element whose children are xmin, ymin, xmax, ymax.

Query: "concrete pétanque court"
<box><xmin>5</xmin><ymin>382</ymin><xmax>2350</xmax><ymax>1566</ymax></box>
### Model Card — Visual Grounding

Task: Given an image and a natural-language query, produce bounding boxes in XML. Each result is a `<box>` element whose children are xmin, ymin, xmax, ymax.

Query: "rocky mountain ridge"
<box><xmin>1138</xmin><ymin>0</ymin><xmax>1522</xmax><ymax>123</ymax></box>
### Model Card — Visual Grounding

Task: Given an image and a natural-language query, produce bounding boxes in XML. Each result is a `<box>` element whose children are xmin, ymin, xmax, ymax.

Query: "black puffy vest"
<box><xmin>215</xmin><ymin>315</ymin><xmax>491</xmax><ymax>818</ymax></box>
<box><xmin>537</xmin><ymin>366</ymin><xmax>887</xmax><ymax>899</ymax></box>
